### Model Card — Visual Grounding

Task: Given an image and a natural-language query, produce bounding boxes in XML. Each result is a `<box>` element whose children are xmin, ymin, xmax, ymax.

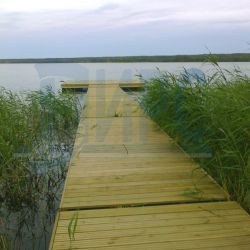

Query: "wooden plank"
<box><xmin>82</xmin><ymin>101</ymin><xmax>143</xmax><ymax>118</ymax></box>
<box><xmin>73</xmin><ymin>117</ymin><xmax>174</xmax><ymax>145</ymax></box>
<box><xmin>73</xmin><ymin>143</ymin><xmax>182</xmax><ymax>155</ymax></box>
<box><xmin>49</xmin><ymin>202</ymin><xmax>250</xmax><ymax>250</ymax></box>
<box><xmin>61</xmin><ymin>80</ymin><xmax>144</xmax><ymax>89</ymax></box>
<box><xmin>60</xmin><ymin>155</ymin><xmax>226</xmax><ymax>209</ymax></box>
<box><xmin>58</xmin><ymin>201</ymin><xmax>243</xmax><ymax>218</ymax></box>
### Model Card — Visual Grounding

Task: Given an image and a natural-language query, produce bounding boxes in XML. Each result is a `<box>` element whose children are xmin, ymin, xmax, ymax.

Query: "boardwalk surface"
<box><xmin>50</xmin><ymin>83</ymin><xmax>250</xmax><ymax>249</ymax></box>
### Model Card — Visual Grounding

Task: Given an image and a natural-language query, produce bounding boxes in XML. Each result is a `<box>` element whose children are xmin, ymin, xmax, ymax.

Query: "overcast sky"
<box><xmin>0</xmin><ymin>0</ymin><xmax>250</xmax><ymax>58</ymax></box>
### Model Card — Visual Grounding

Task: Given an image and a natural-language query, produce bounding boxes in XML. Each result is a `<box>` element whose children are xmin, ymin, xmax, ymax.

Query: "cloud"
<box><xmin>0</xmin><ymin>0</ymin><xmax>124</xmax><ymax>12</ymax></box>
<box><xmin>1</xmin><ymin>0</ymin><xmax>249</xmax><ymax>34</ymax></box>
<box><xmin>95</xmin><ymin>3</ymin><xmax>120</xmax><ymax>12</ymax></box>
<box><xmin>0</xmin><ymin>0</ymin><xmax>249</xmax><ymax>57</ymax></box>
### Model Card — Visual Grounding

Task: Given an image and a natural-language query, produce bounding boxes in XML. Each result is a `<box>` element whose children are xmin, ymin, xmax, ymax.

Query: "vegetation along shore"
<box><xmin>0</xmin><ymin>53</ymin><xmax>250</xmax><ymax>63</ymax></box>
<box><xmin>139</xmin><ymin>61</ymin><xmax>250</xmax><ymax>212</ymax></box>
<box><xmin>0</xmin><ymin>88</ymin><xmax>81</xmax><ymax>249</ymax></box>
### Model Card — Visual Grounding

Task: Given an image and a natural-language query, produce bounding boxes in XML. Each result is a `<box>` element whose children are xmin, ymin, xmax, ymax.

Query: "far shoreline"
<box><xmin>1</xmin><ymin>53</ymin><xmax>250</xmax><ymax>63</ymax></box>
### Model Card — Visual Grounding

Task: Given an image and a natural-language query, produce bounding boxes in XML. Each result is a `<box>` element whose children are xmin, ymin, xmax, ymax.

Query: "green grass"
<box><xmin>0</xmin><ymin>87</ymin><xmax>81</xmax><ymax>249</ymax></box>
<box><xmin>68</xmin><ymin>211</ymin><xmax>79</xmax><ymax>249</ymax></box>
<box><xmin>139</xmin><ymin>64</ymin><xmax>250</xmax><ymax>211</ymax></box>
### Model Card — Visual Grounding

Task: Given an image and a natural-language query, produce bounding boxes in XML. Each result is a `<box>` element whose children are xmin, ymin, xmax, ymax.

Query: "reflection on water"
<box><xmin>0</xmin><ymin>143</ymin><xmax>72</xmax><ymax>250</ymax></box>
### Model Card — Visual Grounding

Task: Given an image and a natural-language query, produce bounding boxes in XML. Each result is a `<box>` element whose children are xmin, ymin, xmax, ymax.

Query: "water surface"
<box><xmin>0</xmin><ymin>62</ymin><xmax>249</xmax><ymax>91</ymax></box>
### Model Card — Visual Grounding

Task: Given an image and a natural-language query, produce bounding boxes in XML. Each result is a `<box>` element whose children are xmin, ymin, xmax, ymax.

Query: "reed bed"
<box><xmin>0</xmin><ymin>88</ymin><xmax>81</xmax><ymax>249</ymax></box>
<box><xmin>139</xmin><ymin>64</ymin><xmax>250</xmax><ymax>211</ymax></box>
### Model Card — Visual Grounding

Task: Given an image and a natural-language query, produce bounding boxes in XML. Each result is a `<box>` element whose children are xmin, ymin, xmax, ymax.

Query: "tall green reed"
<box><xmin>139</xmin><ymin>65</ymin><xmax>250</xmax><ymax>211</ymax></box>
<box><xmin>0</xmin><ymin>87</ymin><xmax>81</xmax><ymax>249</ymax></box>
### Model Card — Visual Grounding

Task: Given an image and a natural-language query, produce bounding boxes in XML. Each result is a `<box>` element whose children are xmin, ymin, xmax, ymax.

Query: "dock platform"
<box><xmin>49</xmin><ymin>81</ymin><xmax>250</xmax><ymax>249</ymax></box>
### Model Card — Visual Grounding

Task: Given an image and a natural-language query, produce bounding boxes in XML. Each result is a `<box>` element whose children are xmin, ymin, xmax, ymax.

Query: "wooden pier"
<box><xmin>49</xmin><ymin>81</ymin><xmax>250</xmax><ymax>249</ymax></box>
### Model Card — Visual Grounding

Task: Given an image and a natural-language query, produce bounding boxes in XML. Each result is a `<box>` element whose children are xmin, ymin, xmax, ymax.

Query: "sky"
<box><xmin>0</xmin><ymin>0</ymin><xmax>250</xmax><ymax>58</ymax></box>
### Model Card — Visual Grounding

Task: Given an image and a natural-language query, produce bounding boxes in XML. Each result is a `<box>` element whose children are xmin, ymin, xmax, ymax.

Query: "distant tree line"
<box><xmin>0</xmin><ymin>53</ymin><xmax>250</xmax><ymax>63</ymax></box>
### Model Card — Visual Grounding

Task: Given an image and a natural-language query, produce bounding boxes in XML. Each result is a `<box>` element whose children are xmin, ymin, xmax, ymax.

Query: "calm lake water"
<box><xmin>0</xmin><ymin>62</ymin><xmax>250</xmax><ymax>91</ymax></box>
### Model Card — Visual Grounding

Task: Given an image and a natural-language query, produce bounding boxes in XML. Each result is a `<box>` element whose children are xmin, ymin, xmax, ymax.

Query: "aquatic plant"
<box><xmin>139</xmin><ymin>64</ymin><xmax>250</xmax><ymax>211</ymax></box>
<box><xmin>0</xmin><ymin>87</ymin><xmax>81</xmax><ymax>249</ymax></box>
